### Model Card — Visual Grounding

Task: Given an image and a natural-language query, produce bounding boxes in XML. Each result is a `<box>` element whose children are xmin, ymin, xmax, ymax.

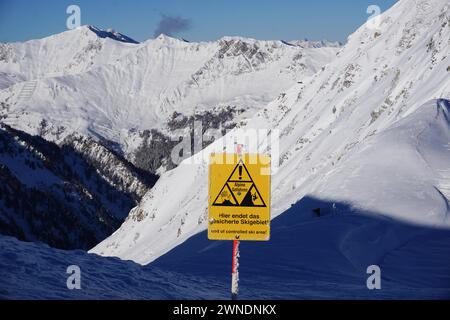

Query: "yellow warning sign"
<box><xmin>208</xmin><ymin>153</ymin><xmax>271</xmax><ymax>241</ymax></box>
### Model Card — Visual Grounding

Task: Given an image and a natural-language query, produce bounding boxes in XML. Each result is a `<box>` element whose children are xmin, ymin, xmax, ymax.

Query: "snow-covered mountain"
<box><xmin>0</xmin><ymin>26</ymin><xmax>139</xmax><ymax>90</ymax></box>
<box><xmin>0</xmin><ymin>29</ymin><xmax>339</xmax><ymax>173</ymax></box>
<box><xmin>92</xmin><ymin>0</ymin><xmax>450</xmax><ymax>264</ymax></box>
<box><xmin>0</xmin><ymin>124</ymin><xmax>156</xmax><ymax>249</ymax></box>
<box><xmin>0</xmin><ymin>25</ymin><xmax>340</xmax><ymax>249</ymax></box>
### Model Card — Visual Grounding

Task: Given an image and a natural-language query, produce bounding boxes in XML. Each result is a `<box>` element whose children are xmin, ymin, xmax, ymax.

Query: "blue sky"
<box><xmin>0</xmin><ymin>0</ymin><xmax>398</xmax><ymax>43</ymax></box>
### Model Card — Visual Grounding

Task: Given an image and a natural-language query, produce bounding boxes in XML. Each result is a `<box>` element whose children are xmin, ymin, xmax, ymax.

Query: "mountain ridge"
<box><xmin>0</xmin><ymin>123</ymin><xmax>157</xmax><ymax>250</ymax></box>
<box><xmin>0</xmin><ymin>26</ymin><xmax>339</xmax><ymax>174</ymax></box>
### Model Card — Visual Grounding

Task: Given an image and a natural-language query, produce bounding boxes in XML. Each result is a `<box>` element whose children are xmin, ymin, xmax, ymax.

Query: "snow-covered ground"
<box><xmin>92</xmin><ymin>0</ymin><xmax>450</xmax><ymax>265</ymax></box>
<box><xmin>152</xmin><ymin>197</ymin><xmax>450</xmax><ymax>299</ymax></box>
<box><xmin>0</xmin><ymin>235</ymin><xmax>229</xmax><ymax>299</ymax></box>
<box><xmin>2</xmin><ymin>197</ymin><xmax>450</xmax><ymax>299</ymax></box>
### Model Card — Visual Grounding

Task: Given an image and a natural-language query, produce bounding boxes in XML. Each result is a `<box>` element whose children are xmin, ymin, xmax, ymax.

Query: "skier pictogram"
<box><xmin>212</xmin><ymin>160</ymin><xmax>266</xmax><ymax>207</ymax></box>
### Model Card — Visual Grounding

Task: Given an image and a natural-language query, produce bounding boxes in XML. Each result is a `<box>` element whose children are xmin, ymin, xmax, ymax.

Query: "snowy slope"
<box><xmin>0</xmin><ymin>26</ymin><xmax>139</xmax><ymax>90</ymax></box>
<box><xmin>151</xmin><ymin>195</ymin><xmax>450</xmax><ymax>298</ymax></box>
<box><xmin>0</xmin><ymin>124</ymin><xmax>156</xmax><ymax>250</ymax></box>
<box><xmin>0</xmin><ymin>235</ymin><xmax>229</xmax><ymax>299</ymax></box>
<box><xmin>0</xmin><ymin>32</ymin><xmax>339</xmax><ymax>161</ymax></box>
<box><xmin>92</xmin><ymin>0</ymin><xmax>450</xmax><ymax>264</ymax></box>
<box><xmin>2</xmin><ymin>192</ymin><xmax>450</xmax><ymax>299</ymax></box>
<box><xmin>287</xmin><ymin>39</ymin><xmax>343</xmax><ymax>48</ymax></box>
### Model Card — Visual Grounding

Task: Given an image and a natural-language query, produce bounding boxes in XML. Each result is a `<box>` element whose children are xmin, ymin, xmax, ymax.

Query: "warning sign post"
<box><xmin>208</xmin><ymin>153</ymin><xmax>271</xmax><ymax>241</ymax></box>
<box><xmin>209</xmin><ymin>151</ymin><xmax>271</xmax><ymax>300</ymax></box>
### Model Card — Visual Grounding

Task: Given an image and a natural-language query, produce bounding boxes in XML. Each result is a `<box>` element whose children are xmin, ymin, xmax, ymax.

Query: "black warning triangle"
<box><xmin>241</xmin><ymin>185</ymin><xmax>266</xmax><ymax>207</ymax></box>
<box><xmin>228</xmin><ymin>160</ymin><xmax>252</xmax><ymax>182</ymax></box>
<box><xmin>211</xmin><ymin>183</ymin><xmax>238</xmax><ymax>206</ymax></box>
<box><xmin>212</xmin><ymin>160</ymin><xmax>266</xmax><ymax>207</ymax></box>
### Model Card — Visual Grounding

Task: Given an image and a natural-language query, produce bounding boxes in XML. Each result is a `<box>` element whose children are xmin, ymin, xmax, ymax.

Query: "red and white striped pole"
<box><xmin>231</xmin><ymin>237</ymin><xmax>240</xmax><ymax>300</ymax></box>
<box><xmin>231</xmin><ymin>143</ymin><xmax>243</xmax><ymax>300</ymax></box>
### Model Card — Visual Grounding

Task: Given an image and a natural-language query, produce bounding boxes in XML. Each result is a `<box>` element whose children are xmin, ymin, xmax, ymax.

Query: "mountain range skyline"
<box><xmin>0</xmin><ymin>0</ymin><xmax>397</xmax><ymax>43</ymax></box>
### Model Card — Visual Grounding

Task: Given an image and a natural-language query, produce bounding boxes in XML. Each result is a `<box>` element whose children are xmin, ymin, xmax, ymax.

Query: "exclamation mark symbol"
<box><xmin>239</xmin><ymin>165</ymin><xmax>242</xmax><ymax>180</ymax></box>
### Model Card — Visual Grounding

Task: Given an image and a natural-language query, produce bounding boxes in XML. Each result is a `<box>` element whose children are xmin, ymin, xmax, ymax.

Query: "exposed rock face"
<box><xmin>132</xmin><ymin>106</ymin><xmax>242</xmax><ymax>173</ymax></box>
